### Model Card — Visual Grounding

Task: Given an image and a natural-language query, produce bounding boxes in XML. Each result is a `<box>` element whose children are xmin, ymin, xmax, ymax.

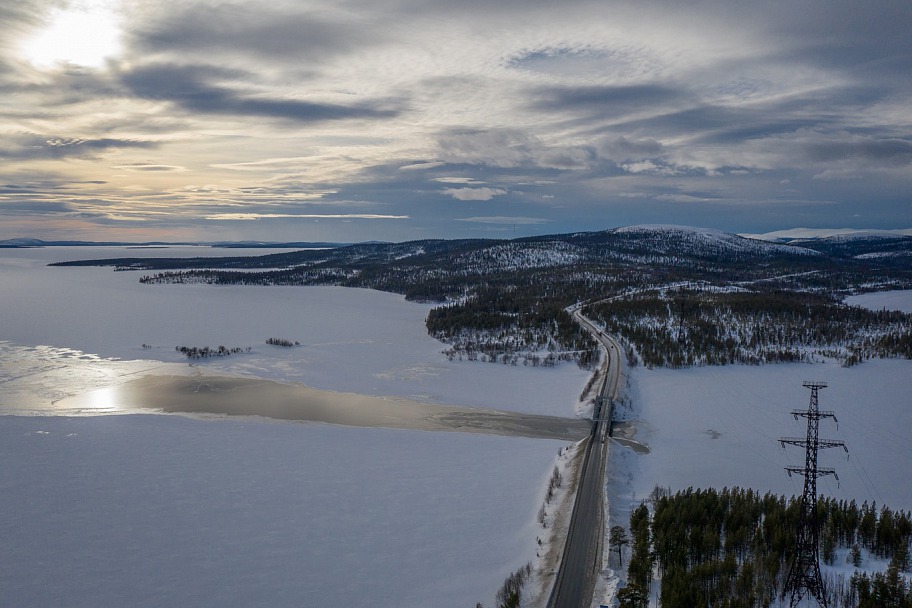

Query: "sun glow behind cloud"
<box><xmin>1</xmin><ymin>0</ymin><xmax>909</xmax><ymax>241</ymax></box>
<box><xmin>20</xmin><ymin>0</ymin><xmax>122</xmax><ymax>69</ymax></box>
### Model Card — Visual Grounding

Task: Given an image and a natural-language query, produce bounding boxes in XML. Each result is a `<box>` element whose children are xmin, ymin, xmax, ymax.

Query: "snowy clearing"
<box><xmin>615</xmin><ymin>358</ymin><xmax>912</xmax><ymax>512</ymax></box>
<box><xmin>599</xmin><ymin>358</ymin><xmax>912</xmax><ymax>607</ymax></box>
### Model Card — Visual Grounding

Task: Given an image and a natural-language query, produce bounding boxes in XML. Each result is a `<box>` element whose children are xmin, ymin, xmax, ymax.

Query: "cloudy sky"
<box><xmin>1</xmin><ymin>0</ymin><xmax>910</xmax><ymax>242</ymax></box>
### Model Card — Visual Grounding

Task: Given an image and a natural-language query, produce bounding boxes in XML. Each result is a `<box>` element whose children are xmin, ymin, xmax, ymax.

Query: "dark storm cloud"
<box><xmin>0</xmin><ymin>179</ymin><xmax>81</xmax><ymax>214</ymax></box>
<box><xmin>531</xmin><ymin>84</ymin><xmax>687</xmax><ymax>118</ymax></box>
<box><xmin>120</xmin><ymin>63</ymin><xmax>402</xmax><ymax>123</ymax></box>
<box><xmin>0</xmin><ymin>67</ymin><xmax>123</xmax><ymax>114</ymax></box>
<box><xmin>0</xmin><ymin>183</ymin><xmax>54</xmax><ymax>194</ymax></box>
<box><xmin>767</xmin><ymin>1</ymin><xmax>912</xmax><ymax>75</ymax></box>
<box><xmin>436</xmin><ymin>128</ymin><xmax>600</xmax><ymax>170</ymax></box>
<box><xmin>803</xmin><ymin>138</ymin><xmax>912</xmax><ymax>166</ymax></box>
<box><xmin>130</xmin><ymin>3</ymin><xmax>382</xmax><ymax>62</ymax></box>
<box><xmin>0</xmin><ymin>1</ymin><xmax>44</xmax><ymax>41</ymax></box>
<box><xmin>599</xmin><ymin>83</ymin><xmax>892</xmax><ymax>149</ymax></box>
<box><xmin>590</xmin><ymin>83</ymin><xmax>881</xmax><ymax>138</ymax></box>
<box><xmin>0</xmin><ymin>199</ymin><xmax>77</xmax><ymax>214</ymax></box>
<box><xmin>597</xmin><ymin>137</ymin><xmax>663</xmax><ymax>162</ymax></box>
<box><xmin>632</xmin><ymin>106</ymin><xmax>826</xmax><ymax>143</ymax></box>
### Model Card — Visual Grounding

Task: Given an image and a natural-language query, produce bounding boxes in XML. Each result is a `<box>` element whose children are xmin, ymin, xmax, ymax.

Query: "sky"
<box><xmin>1</xmin><ymin>0</ymin><xmax>910</xmax><ymax>243</ymax></box>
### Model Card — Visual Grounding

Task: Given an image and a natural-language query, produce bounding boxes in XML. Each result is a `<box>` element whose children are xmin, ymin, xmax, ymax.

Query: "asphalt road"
<box><xmin>547</xmin><ymin>307</ymin><xmax>623</xmax><ymax>608</ymax></box>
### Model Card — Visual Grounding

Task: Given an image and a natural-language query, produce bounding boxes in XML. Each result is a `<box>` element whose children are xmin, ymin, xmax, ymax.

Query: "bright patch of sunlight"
<box><xmin>85</xmin><ymin>386</ymin><xmax>120</xmax><ymax>413</ymax></box>
<box><xmin>20</xmin><ymin>1</ymin><xmax>122</xmax><ymax>69</ymax></box>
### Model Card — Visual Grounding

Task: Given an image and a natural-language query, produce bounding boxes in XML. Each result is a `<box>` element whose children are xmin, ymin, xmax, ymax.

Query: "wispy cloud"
<box><xmin>205</xmin><ymin>213</ymin><xmax>410</xmax><ymax>221</ymax></box>
<box><xmin>457</xmin><ymin>216</ymin><xmax>550</xmax><ymax>225</ymax></box>
<box><xmin>442</xmin><ymin>187</ymin><xmax>508</xmax><ymax>201</ymax></box>
<box><xmin>112</xmin><ymin>164</ymin><xmax>186</xmax><ymax>172</ymax></box>
<box><xmin>0</xmin><ymin>0</ymin><xmax>909</xmax><ymax>240</ymax></box>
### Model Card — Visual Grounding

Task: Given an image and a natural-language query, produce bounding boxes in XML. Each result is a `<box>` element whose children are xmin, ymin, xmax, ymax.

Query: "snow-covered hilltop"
<box><xmin>608</xmin><ymin>224</ymin><xmax>819</xmax><ymax>259</ymax></box>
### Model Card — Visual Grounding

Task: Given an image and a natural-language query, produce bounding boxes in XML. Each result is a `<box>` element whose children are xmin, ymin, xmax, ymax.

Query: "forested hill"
<box><xmin>50</xmin><ymin>225</ymin><xmax>863</xmax><ymax>272</ymax></box>
<box><xmin>51</xmin><ymin>225</ymin><xmax>912</xmax><ymax>370</ymax></box>
<box><xmin>790</xmin><ymin>234</ymin><xmax>912</xmax><ymax>269</ymax></box>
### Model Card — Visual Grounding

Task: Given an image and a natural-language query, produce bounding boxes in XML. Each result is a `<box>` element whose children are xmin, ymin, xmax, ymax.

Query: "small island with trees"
<box><xmin>175</xmin><ymin>345</ymin><xmax>248</xmax><ymax>359</ymax></box>
<box><xmin>265</xmin><ymin>338</ymin><xmax>300</xmax><ymax>347</ymax></box>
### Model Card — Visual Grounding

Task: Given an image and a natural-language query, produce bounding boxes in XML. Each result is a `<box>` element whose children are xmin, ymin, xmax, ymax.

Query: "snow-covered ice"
<box><xmin>0</xmin><ymin>247</ymin><xmax>589</xmax><ymax>607</ymax></box>
<box><xmin>619</xmin><ymin>358</ymin><xmax>912</xmax><ymax>511</ymax></box>
<box><xmin>845</xmin><ymin>289</ymin><xmax>912</xmax><ymax>314</ymax></box>
<box><xmin>0</xmin><ymin>247</ymin><xmax>590</xmax><ymax>415</ymax></box>
<box><xmin>0</xmin><ymin>414</ymin><xmax>564</xmax><ymax>608</ymax></box>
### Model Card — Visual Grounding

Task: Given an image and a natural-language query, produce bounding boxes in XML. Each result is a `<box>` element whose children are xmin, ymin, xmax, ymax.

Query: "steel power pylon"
<box><xmin>779</xmin><ymin>381</ymin><xmax>847</xmax><ymax>608</ymax></box>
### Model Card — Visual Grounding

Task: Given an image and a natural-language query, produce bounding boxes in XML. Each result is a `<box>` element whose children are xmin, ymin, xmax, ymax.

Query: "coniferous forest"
<box><xmin>621</xmin><ymin>487</ymin><xmax>912</xmax><ymax>608</ymax></box>
<box><xmin>55</xmin><ymin>227</ymin><xmax>912</xmax><ymax>371</ymax></box>
<box><xmin>585</xmin><ymin>287</ymin><xmax>912</xmax><ymax>369</ymax></box>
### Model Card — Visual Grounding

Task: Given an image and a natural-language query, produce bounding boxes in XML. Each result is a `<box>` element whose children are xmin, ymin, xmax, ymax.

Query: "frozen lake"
<box><xmin>845</xmin><ymin>289</ymin><xmax>912</xmax><ymax>314</ymax></box>
<box><xmin>0</xmin><ymin>246</ymin><xmax>591</xmax><ymax>415</ymax></box>
<box><xmin>1</xmin><ymin>414</ymin><xmax>567</xmax><ymax>608</ymax></box>
<box><xmin>0</xmin><ymin>246</ymin><xmax>589</xmax><ymax>608</ymax></box>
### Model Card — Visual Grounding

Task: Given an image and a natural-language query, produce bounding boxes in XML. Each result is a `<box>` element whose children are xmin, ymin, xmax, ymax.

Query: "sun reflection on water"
<box><xmin>85</xmin><ymin>385</ymin><xmax>120</xmax><ymax>413</ymax></box>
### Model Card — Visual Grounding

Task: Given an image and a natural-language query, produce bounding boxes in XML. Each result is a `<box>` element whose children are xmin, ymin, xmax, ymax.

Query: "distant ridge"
<box><xmin>0</xmin><ymin>238</ymin><xmax>354</xmax><ymax>249</ymax></box>
<box><xmin>10</xmin><ymin>226</ymin><xmax>912</xmax><ymax>271</ymax></box>
<box><xmin>741</xmin><ymin>227</ymin><xmax>912</xmax><ymax>242</ymax></box>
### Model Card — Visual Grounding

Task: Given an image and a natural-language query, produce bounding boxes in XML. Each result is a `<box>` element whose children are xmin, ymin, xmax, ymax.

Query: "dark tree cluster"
<box><xmin>175</xmin><ymin>345</ymin><xmax>247</xmax><ymax>359</ymax></box>
<box><xmin>620</xmin><ymin>502</ymin><xmax>654</xmax><ymax>607</ymax></box>
<box><xmin>427</xmin><ymin>295</ymin><xmax>600</xmax><ymax>369</ymax></box>
<box><xmin>266</xmin><ymin>338</ymin><xmax>299</xmax><ymax>347</ymax></box>
<box><xmin>621</xmin><ymin>487</ymin><xmax>912</xmax><ymax>608</ymax></box>
<box><xmin>586</xmin><ymin>288</ymin><xmax>912</xmax><ymax>369</ymax></box>
<box><xmin>474</xmin><ymin>562</ymin><xmax>532</xmax><ymax>608</ymax></box>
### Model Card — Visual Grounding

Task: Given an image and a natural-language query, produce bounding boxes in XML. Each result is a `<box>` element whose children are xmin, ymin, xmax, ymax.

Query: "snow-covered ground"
<box><xmin>0</xmin><ymin>414</ymin><xmax>565</xmax><ymax>608</ymax></box>
<box><xmin>0</xmin><ymin>247</ymin><xmax>590</xmax><ymax>608</ymax></box>
<box><xmin>622</xmin><ymin>359</ymin><xmax>912</xmax><ymax>510</ymax></box>
<box><xmin>845</xmin><ymin>289</ymin><xmax>912</xmax><ymax>314</ymax></box>
<box><xmin>6</xmin><ymin>247</ymin><xmax>908</xmax><ymax>607</ymax></box>
<box><xmin>598</xmin><ymin>358</ymin><xmax>912</xmax><ymax>607</ymax></box>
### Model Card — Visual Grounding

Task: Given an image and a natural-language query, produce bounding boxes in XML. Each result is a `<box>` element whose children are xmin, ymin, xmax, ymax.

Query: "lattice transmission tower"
<box><xmin>779</xmin><ymin>381</ymin><xmax>848</xmax><ymax>608</ymax></box>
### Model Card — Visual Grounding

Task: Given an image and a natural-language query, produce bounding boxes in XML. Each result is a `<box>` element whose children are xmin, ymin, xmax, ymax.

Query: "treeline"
<box><xmin>586</xmin><ymin>288</ymin><xmax>912</xmax><ymax>369</ymax></box>
<box><xmin>266</xmin><ymin>338</ymin><xmax>299</xmax><ymax>347</ymax></box>
<box><xmin>473</xmin><ymin>562</ymin><xmax>532</xmax><ymax>608</ymax></box>
<box><xmin>618</xmin><ymin>487</ymin><xmax>912</xmax><ymax>608</ymax></box>
<box><xmin>427</xmin><ymin>294</ymin><xmax>600</xmax><ymax>369</ymax></box>
<box><xmin>175</xmin><ymin>345</ymin><xmax>247</xmax><ymax>359</ymax></box>
<box><xmin>126</xmin><ymin>231</ymin><xmax>912</xmax><ymax>370</ymax></box>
